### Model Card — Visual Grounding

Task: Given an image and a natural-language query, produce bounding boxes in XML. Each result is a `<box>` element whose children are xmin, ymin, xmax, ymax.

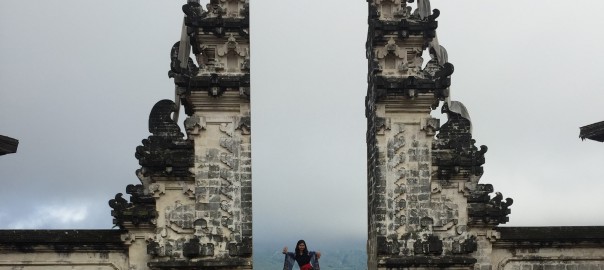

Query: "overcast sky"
<box><xmin>1</xmin><ymin>0</ymin><xmax>603</xmax><ymax>250</ymax></box>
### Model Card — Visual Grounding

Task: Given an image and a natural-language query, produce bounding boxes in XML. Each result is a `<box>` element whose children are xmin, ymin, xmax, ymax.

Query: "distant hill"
<box><xmin>253</xmin><ymin>244</ymin><xmax>367</xmax><ymax>270</ymax></box>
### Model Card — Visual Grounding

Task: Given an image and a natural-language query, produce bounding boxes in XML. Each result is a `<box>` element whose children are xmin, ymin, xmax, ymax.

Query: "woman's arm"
<box><xmin>282</xmin><ymin>247</ymin><xmax>295</xmax><ymax>257</ymax></box>
<box><xmin>282</xmin><ymin>247</ymin><xmax>295</xmax><ymax>270</ymax></box>
<box><xmin>309</xmin><ymin>251</ymin><xmax>321</xmax><ymax>270</ymax></box>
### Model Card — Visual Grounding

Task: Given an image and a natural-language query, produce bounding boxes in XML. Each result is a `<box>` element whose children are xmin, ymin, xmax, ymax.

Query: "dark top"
<box><xmin>295</xmin><ymin>253</ymin><xmax>311</xmax><ymax>266</ymax></box>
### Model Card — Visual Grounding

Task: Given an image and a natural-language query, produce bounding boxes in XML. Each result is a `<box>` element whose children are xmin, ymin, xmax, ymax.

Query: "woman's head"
<box><xmin>295</xmin><ymin>240</ymin><xmax>307</xmax><ymax>255</ymax></box>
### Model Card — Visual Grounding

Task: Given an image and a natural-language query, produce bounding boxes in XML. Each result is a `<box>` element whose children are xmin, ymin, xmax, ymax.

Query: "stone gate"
<box><xmin>1</xmin><ymin>1</ymin><xmax>604</xmax><ymax>270</ymax></box>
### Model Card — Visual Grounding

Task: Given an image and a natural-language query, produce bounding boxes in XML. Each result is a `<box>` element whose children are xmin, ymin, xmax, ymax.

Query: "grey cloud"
<box><xmin>1</xmin><ymin>1</ymin><xmax>603</xmax><ymax>251</ymax></box>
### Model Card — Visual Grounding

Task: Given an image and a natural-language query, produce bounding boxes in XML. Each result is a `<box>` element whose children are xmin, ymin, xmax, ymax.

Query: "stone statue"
<box><xmin>409</xmin><ymin>0</ymin><xmax>431</xmax><ymax>20</ymax></box>
<box><xmin>182</xmin><ymin>1</ymin><xmax>206</xmax><ymax>18</ymax></box>
<box><xmin>423</xmin><ymin>49</ymin><xmax>440</xmax><ymax>78</ymax></box>
<box><xmin>430</xmin><ymin>42</ymin><xmax>448</xmax><ymax>67</ymax></box>
<box><xmin>424</xmin><ymin>36</ymin><xmax>449</xmax><ymax>78</ymax></box>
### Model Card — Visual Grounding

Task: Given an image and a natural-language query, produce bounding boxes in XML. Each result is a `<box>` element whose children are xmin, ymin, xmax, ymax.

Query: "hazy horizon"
<box><xmin>1</xmin><ymin>0</ymin><xmax>603</xmax><ymax>251</ymax></box>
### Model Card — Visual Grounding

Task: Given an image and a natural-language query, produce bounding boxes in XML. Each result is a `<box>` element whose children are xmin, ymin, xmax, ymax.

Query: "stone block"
<box><xmin>480</xmin><ymin>265</ymin><xmax>492</xmax><ymax>270</ymax></box>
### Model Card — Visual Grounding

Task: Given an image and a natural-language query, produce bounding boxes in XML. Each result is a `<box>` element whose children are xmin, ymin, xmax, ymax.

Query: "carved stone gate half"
<box><xmin>110</xmin><ymin>1</ymin><xmax>252</xmax><ymax>269</ymax></box>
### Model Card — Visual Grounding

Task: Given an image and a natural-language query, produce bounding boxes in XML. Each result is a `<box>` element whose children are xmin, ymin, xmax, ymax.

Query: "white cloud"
<box><xmin>1</xmin><ymin>0</ymin><xmax>604</xmax><ymax>243</ymax></box>
<box><xmin>8</xmin><ymin>204</ymin><xmax>89</xmax><ymax>229</ymax></box>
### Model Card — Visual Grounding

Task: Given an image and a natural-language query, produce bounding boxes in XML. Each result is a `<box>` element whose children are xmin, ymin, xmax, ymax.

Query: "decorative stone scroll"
<box><xmin>178</xmin><ymin>0</ymin><xmax>250</xmax><ymax>100</ymax></box>
<box><xmin>108</xmin><ymin>184</ymin><xmax>157</xmax><ymax>229</ymax></box>
<box><xmin>184</xmin><ymin>1</ymin><xmax>249</xmax><ymax>37</ymax></box>
<box><xmin>433</xmin><ymin>101</ymin><xmax>487</xmax><ymax>180</ymax></box>
<box><xmin>468</xmin><ymin>189</ymin><xmax>513</xmax><ymax>226</ymax></box>
<box><xmin>135</xmin><ymin>100</ymin><xmax>194</xmax><ymax>177</ymax></box>
<box><xmin>372</xmin><ymin>0</ymin><xmax>437</xmax><ymax>22</ymax></box>
<box><xmin>169</xmin><ymin>41</ymin><xmax>199</xmax><ymax>88</ymax></box>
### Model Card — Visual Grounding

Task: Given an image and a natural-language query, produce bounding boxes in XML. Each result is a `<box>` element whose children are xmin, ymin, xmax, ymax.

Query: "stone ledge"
<box><xmin>0</xmin><ymin>135</ymin><xmax>18</xmax><ymax>156</ymax></box>
<box><xmin>148</xmin><ymin>257</ymin><xmax>252</xmax><ymax>269</ymax></box>
<box><xmin>0</xmin><ymin>230</ymin><xmax>127</xmax><ymax>251</ymax></box>
<box><xmin>580</xmin><ymin>121</ymin><xmax>604</xmax><ymax>142</ymax></box>
<box><xmin>496</xmin><ymin>226</ymin><xmax>604</xmax><ymax>247</ymax></box>
<box><xmin>380</xmin><ymin>255</ymin><xmax>477</xmax><ymax>268</ymax></box>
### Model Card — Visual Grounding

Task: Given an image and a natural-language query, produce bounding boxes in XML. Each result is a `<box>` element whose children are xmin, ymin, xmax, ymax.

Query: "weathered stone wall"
<box><xmin>0</xmin><ymin>230</ymin><xmax>129</xmax><ymax>270</ymax></box>
<box><xmin>365</xmin><ymin>1</ymin><xmax>511</xmax><ymax>269</ymax></box>
<box><xmin>138</xmin><ymin>1</ymin><xmax>252</xmax><ymax>269</ymax></box>
<box><xmin>0</xmin><ymin>253</ymin><xmax>128</xmax><ymax>270</ymax></box>
<box><xmin>108</xmin><ymin>1</ymin><xmax>251</xmax><ymax>269</ymax></box>
<box><xmin>365</xmin><ymin>2</ymin><xmax>604</xmax><ymax>270</ymax></box>
<box><xmin>490</xmin><ymin>227</ymin><xmax>604</xmax><ymax>270</ymax></box>
<box><xmin>366</xmin><ymin>0</ymin><xmax>458</xmax><ymax>268</ymax></box>
<box><xmin>184</xmin><ymin>92</ymin><xmax>252</xmax><ymax>260</ymax></box>
<box><xmin>493</xmin><ymin>253</ymin><xmax>604</xmax><ymax>270</ymax></box>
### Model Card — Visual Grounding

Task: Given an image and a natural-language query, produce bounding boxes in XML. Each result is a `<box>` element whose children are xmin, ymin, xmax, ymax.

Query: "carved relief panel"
<box><xmin>372</xmin><ymin>0</ymin><xmax>410</xmax><ymax>20</ymax></box>
<box><xmin>374</xmin><ymin>37</ymin><xmax>426</xmax><ymax>77</ymax></box>
<box><xmin>145</xmin><ymin>115</ymin><xmax>251</xmax><ymax>261</ymax></box>
<box><xmin>190</xmin><ymin>114</ymin><xmax>252</xmax><ymax>258</ymax></box>
<box><xmin>205</xmin><ymin>0</ymin><xmax>249</xmax><ymax>19</ymax></box>
<box><xmin>383</xmin><ymin>122</ymin><xmax>434</xmax><ymax>236</ymax></box>
<box><xmin>195</xmin><ymin>33</ymin><xmax>249</xmax><ymax>75</ymax></box>
<box><xmin>374</xmin><ymin>116</ymin><xmax>479</xmax><ymax>259</ymax></box>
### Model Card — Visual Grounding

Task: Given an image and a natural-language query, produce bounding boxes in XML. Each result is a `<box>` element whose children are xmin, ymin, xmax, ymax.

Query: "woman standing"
<box><xmin>282</xmin><ymin>240</ymin><xmax>321</xmax><ymax>270</ymax></box>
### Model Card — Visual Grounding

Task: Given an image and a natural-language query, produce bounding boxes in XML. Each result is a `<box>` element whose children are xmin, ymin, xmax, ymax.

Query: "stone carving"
<box><xmin>468</xmin><ymin>184</ymin><xmax>494</xmax><ymax>203</ymax></box>
<box><xmin>135</xmin><ymin>100</ymin><xmax>194</xmax><ymax>177</ymax></box>
<box><xmin>110</xmin><ymin>117</ymin><xmax>169</xmax><ymax>228</ymax></box>
<box><xmin>467</xmin><ymin>184</ymin><xmax>513</xmax><ymax>226</ymax></box>
<box><xmin>375</xmin><ymin>37</ymin><xmax>407</xmax><ymax>75</ymax></box>
<box><xmin>369</xmin><ymin>40</ymin><xmax>453</xmax><ymax>100</ymax></box>
<box><xmin>411</xmin><ymin>0</ymin><xmax>431</xmax><ymax>20</ymax></box>
<box><xmin>433</xmin><ymin>101</ymin><xmax>487</xmax><ymax>180</ymax></box>
<box><xmin>147</xmin><ymin>240</ymin><xmax>160</xmax><ymax>256</ymax></box>
<box><xmin>413</xmin><ymin>235</ymin><xmax>443</xmax><ymax>255</ymax></box>
<box><xmin>236</xmin><ymin>116</ymin><xmax>251</xmax><ymax>134</ymax></box>
<box><xmin>398</xmin><ymin>0</ymin><xmax>413</xmax><ymax>19</ymax></box>
<box><xmin>146</xmin><ymin>238</ymin><xmax>189</xmax><ymax>258</ymax></box>
<box><xmin>452</xmin><ymin>236</ymin><xmax>478</xmax><ymax>254</ymax></box>
<box><xmin>108</xmin><ymin>193</ymin><xmax>129</xmax><ymax>213</ymax></box>
<box><xmin>166</xmin><ymin>202</ymin><xmax>196</xmax><ymax>230</ymax></box>
<box><xmin>109</xmin><ymin>189</ymin><xmax>157</xmax><ymax>228</ymax></box>
<box><xmin>214</xmin><ymin>34</ymin><xmax>248</xmax><ymax>73</ymax></box>
<box><xmin>126</xmin><ymin>184</ymin><xmax>155</xmax><ymax>204</ymax></box>
<box><xmin>421</xmin><ymin>117</ymin><xmax>439</xmax><ymax>136</ymax></box>
<box><xmin>182</xmin><ymin>1</ymin><xmax>207</xmax><ymax>19</ymax></box>
<box><xmin>181</xmin><ymin>72</ymin><xmax>250</xmax><ymax>98</ymax></box>
<box><xmin>430</xmin><ymin>195</ymin><xmax>459</xmax><ymax>229</ymax></box>
<box><xmin>187</xmin><ymin>116</ymin><xmax>252</xmax><ymax>259</ymax></box>
<box><xmin>149</xmin><ymin>183</ymin><xmax>165</xmax><ymax>198</ymax></box>
<box><xmin>429</xmin><ymin>38</ymin><xmax>448</xmax><ymax>65</ymax></box>
<box><xmin>184</xmin><ymin>0</ymin><xmax>249</xmax><ymax>37</ymax></box>
<box><xmin>468</xmin><ymin>193</ymin><xmax>513</xmax><ymax>226</ymax></box>
<box><xmin>184</xmin><ymin>115</ymin><xmax>205</xmax><ymax>136</ymax></box>
<box><xmin>180</xmin><ymin>0</ymin><xmax>250</xmax><ymax>102</ymax></box>
<box><xmin>198</xmin><ymin>0</ymin><xmax>248</xmax><ymax>19</ymax></box>
<box><xmin>372</xmin><ymin>0</ymin><xmax>438</xmax><ymax>21</ymax></box>
<box><xmin>169</xmin><ymin>41</ymin><xmax>199</xmax><ymax>88</ymax></box>
<box><xmin>366</xmin><ymin>1</ymin><xmax>486</xmax><ymax>269</ymax></box>
<box><xmin>241</xmin><ymin>1</ymin><xmax>250</xmax><ymax>17</ymax></box>
<box><xmin>423</xmin><ymin>43</ymin><xmax>449</xmax><ymax>78</ymax></box>
<box><xmin>183</xmin><ymin>237</ymin><xmax>214</xmax><ymax>258</ymax></box>
<box><xmin>180</xmin><ymin>0</ymin><xmax>250</xmax><ymax>103</ymax></box>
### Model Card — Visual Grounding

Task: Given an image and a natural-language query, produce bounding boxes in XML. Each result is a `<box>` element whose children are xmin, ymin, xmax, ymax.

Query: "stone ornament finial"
<box><xmin>135</xmin><ymin>100</ymin><xmax>194</xmax><ymax>177</ymax></box>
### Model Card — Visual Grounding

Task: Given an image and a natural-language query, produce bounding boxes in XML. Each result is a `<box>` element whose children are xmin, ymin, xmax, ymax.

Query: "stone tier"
<box><xmin>0</xmin><ymin>230</ymin><xmax>126</xmax><ymax>251</ymax></box>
